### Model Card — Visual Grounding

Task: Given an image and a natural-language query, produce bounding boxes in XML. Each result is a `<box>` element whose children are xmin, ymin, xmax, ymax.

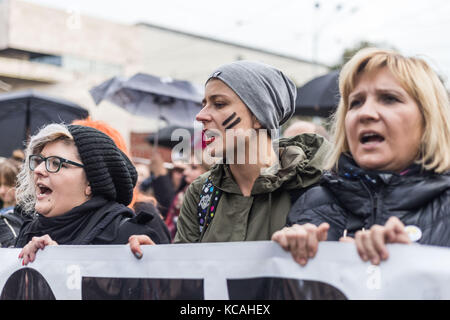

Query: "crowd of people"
<box><xmin>1</xmin><ymin>47</ymin><xmax>449</xmax><ymax>283</ymax></box>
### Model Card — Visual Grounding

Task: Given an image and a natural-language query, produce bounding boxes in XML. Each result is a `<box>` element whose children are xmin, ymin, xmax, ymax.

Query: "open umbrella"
<box><xmin>0</xmin><ymin>90</ymin><xmax>89</xmax><ymax>157</ymax></box>
<box><xmin>90</xmin><ymin>73</ymin><xmax>203</xmax><ymax>127</ymax></box>
<box><xmin>90</xmin><ymin>73</ymin><xmax>203</xmax><ymax>148</ymax></box>
<box><xmin>295</xmin><ymin>70</ymin><xmax>340</xmax><ymax>117</ymax></box>
<box><xmin>147</xmin><ymin>124</ymin><xmax>195</xmax><ymax>149</ymax></box>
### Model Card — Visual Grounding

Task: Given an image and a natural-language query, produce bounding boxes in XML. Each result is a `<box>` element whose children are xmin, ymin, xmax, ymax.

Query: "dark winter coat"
<box><xmin>288</xmin><ymin>154</ymin><xmax>450</xmax><ymax>246</ymax></box>
<box><xmin>0</xmin><ymin>206</ymin><xmax>24</xmax><ymax>248</ymax></box>
<box><xmin>15</xmin><ymin>196</ymin><xmax>170</xmax><ymax>247</ymax></box>
<box><xmin>141</xmin><ymin>173</ymin><xmax>187</xmax><ymax>219</ymax></box>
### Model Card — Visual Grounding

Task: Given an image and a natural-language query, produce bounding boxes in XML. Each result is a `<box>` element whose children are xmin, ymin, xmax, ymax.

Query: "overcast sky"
<box><xmin>24</xmin><ymin>0</ymin><xmax>450</xmax><ymax>88</ymax></box>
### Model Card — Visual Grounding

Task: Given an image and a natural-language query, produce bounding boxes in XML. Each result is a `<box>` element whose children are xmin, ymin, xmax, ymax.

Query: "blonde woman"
<box><xmin>273</xmin><ymin>48</ymin><xmax>450</xmax><ymax>266</ymax></box>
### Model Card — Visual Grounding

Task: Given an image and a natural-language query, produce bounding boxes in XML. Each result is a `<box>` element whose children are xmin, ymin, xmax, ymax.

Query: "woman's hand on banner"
<box><xmin>128</xmin><ymin>235</ymin><xmax>156</xmax><ymax>259</ymax></box>
<box><xmin>271</xmin><ymin>223</ymin><xmax>329</xmax><ymax>266</ymax></box>
<box><xmin>354</xmin><ymin>216</ymin><xmax>411</xmax><ymax>265</ymax></box>
<box><xmin>18</xmin><ymin>234</ymin><xmax>58</xmax><ymax>265</ymax></box>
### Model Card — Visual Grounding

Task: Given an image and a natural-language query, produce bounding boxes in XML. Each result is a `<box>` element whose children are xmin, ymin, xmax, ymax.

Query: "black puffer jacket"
<box><xmin>0</xmin><ymin>207</ymin><xmax>24</xmax><ymax>248</ymax></box>
<box><xmin>288</xmin><ymin>154</ymin><xmax>450</xmax><ymax>246</ymax></box>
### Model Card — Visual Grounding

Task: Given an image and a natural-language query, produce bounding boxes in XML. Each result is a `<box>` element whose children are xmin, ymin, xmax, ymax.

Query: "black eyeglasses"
<box><xmin>29</xmin><ymin>154</ymin><xmax>84</xmax><ymax>173</ymax></box>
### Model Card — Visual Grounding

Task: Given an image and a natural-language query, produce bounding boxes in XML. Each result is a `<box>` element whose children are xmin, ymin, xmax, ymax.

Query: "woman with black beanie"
<box><xmin>16</xmin><ymin>123</ymin><xmax>170</xmax><ymax>265</ymax></box>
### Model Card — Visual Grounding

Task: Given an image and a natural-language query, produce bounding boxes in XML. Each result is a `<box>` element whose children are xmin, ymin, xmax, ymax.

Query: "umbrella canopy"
<box><xmin>90</xmin><ymin>73</ymin><xmax>203</xmax><ymax>128</ymax></box>
<box><xmin>147</xmin><ymin>124</ymin><xmax>195</xmax><ymax>149</ymax></box>
<box><xmin>295</xmin><ymin>70</ymin><xmax>340</xmax><ymax>117</ymax></box>
<box><xmin>0</xmin><ymin>90</ymin><xmax>89</xmax><ymax>157</ymax></box>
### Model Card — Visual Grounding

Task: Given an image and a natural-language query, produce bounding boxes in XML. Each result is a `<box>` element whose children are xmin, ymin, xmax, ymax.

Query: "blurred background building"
<box><xmin>0</xmin><ymin>0</ymin><xmax>328</xmax><ymax>160</ymax></box>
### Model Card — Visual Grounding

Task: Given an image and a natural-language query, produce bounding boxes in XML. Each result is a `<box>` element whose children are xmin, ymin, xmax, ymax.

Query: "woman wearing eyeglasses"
<box><xmin>15</xmin><ymin>123</ymin><xmax>170</xmax><ymax>265</ymax></box>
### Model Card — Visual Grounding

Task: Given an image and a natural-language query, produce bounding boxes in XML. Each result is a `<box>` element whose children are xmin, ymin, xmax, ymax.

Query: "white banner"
<box><xmin>1</xmin><ymin>241</ymin><xmax>450</xmax><ymax>300</ymax></box>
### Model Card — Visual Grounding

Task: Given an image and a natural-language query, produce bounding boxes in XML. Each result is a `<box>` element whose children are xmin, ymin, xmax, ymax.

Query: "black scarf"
<box><xmin>15</xmin><ymin>196</ymin><xmax>133</xmax><ymax>247</ymax></box>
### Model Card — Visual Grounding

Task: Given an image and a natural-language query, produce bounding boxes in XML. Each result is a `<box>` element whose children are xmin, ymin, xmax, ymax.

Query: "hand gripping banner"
<box><xmin>1</xmin><ymin>241</ymin><xmax>450</xmax><ymax>300</ymax></box>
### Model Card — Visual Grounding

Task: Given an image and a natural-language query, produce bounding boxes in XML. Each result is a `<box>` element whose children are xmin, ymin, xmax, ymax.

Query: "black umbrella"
<box><xmin>90</xmin><ymin>73</ymin><xmax>203</xmax><ymax>148</ymax></box>
<box><xmin>90</xmin><ymin>73</ymin><xmax>202</xmax><ymax>127</ymax></box>
<box><xmin>0</xmin><ymin>90</ymin><xmax>89</xmax><ymax>157</ymax></box>
<box><xmin>147</xmin><ymin>125</ymin><xmax>195</xmax><ymax>149</ymax></box>
<box><xmin>295</xmin><ymin>70</ymin><xmax>340</xmax><ymax>117</ymax></box>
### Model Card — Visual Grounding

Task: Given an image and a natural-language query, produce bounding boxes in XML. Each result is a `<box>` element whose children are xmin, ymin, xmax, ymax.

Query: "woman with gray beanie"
<box><xmin>130</xmin><ymin>60</ymin><xmax>330</xmax><ymax>257</ymax></box>
<box><xmin>16</xmin><ymin>123</ymin><xmax>170</xmax><ymax>265</ymax></box>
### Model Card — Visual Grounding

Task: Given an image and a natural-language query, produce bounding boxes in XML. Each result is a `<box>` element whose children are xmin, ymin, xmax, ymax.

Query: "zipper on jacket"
<box><xmin>1</xmin><ymin>217</ymin><xmax>17</xmax><ymax>238</ymax></box>
<box><xmin>372</xmin><ymin>193</ymin><xmax>378</xmax><ymax>226</ymax></box>
<box><xmin>359</xmin><ymin>180</ymin><xmax>378</xmax><ymax>228</ymax></box>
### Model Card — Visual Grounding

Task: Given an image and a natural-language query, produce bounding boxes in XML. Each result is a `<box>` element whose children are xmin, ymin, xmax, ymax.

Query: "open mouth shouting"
<box><xmin>202</xmin><ymin>129</ymin><xmax>221</xmax><ymax>146</ymax></box>
<box><xmin>36</xmin><ymin>182</ymin><xmax>53</xmax><ymax>200</ymax></box>
<box><xmin>359</xmin><ymin>131</ymin><xmax>385</xmax><ymax>147</ymax></box>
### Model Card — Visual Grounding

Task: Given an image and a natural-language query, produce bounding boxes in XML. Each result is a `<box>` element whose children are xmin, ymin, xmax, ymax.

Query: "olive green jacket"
<box><xmin>174</xmin><ymin>134</ymin><xmax>331</xmax><ymax>243</ymax></box>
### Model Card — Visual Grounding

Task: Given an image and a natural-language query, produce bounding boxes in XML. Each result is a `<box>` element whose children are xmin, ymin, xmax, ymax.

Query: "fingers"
<box><xmin>19</xmin><ymin>235</ymin><xmax>57</xmax><ymax>266</ymax></box>
<box><xmin>317</xmin><ymin>223</ymin><xmax>330</xmax><ymax>241</ymax></box>
<box><xmin>272</xmin><ymin>226</ymin><xmax>303</xmax><ymax>263</ymax></box>
<box><xmin>272</xmin><ymin>224</ymin><xmax>326</xmax><ymax>266</ymax></box>
<box><xmin>361</xmin><ymin>229</ymin><xmax>381</xmax><ymax>264</ymax></box>
<box><xmin>41</xmin><ymin>234</ymin><xmax>58</xmax><ymax>247</ymax></box>
<box><xmin>385</xmin><ymin>217</ymin><xmax>411</xmax><ymax>244</ymax></box>
<box><xmin>370</xmin><ymin>225</ymin><xmax>389</xmax><ymax>261</ymax></box>
<box><xmin>290</xmin><ymin>225</ymin><xmax>307</xmax><ymax>265</ymax></box>
<box><xmin>34</xmin><ymin>237</ymin><xmax>46</xmax><ymax>250</ymax></box>
<box><xmin>355</xmin><ymin>220</ymin><xmax>407</xmax><ymax>265</ymax></box>
<box><xmin>304</xmin><ymin>224</ymin><xmax>320</xmax><ymax>259</ymax></box>
<box><xmin>128</xmin><ymin>235</ymin><xmax>155</xmax><ymax>259</ymax></box>
<box><xmin>20</xmin><ymin>240</ymin><xmax>38</xmax><ymax>266</ymax></box>
<box><xmin>271</xmin><ymin>228</ymin><xmax>289</xmax><ymax>250</ymax></box>
<box><xmin>339</xmin><ymin>236</ymin><xmax>355</xmax><ymax>243</ymax></box>
<box><xmin>355</xmin><ymin>230</ymin><xmax>369</xmax><ymax>262</ymax></box>
<box><xmin>128</xmin><ymin>236</ymin><xmax>143</xmax><ymax>259</ymax></box>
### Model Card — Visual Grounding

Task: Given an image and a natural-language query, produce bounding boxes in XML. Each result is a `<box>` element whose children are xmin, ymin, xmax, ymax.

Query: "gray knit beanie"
<box><xmin>67</xmin><ymin>125</ymin><xmax>137</xmax><ymax>206</ymax></box>
<box><xmin>206</xmin><ymin>60</ymin><xmax>297</xmax><ymax>131</ymax></box>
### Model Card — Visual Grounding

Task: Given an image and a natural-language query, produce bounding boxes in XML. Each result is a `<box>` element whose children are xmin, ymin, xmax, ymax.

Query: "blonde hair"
<box><xmin>327</xmin><ymin>48</ymin><xmax>450</xmax><ymax>173</ymax></box>
<box><xmin>16</xmin><ymin>123</ymin><xmax>75</xmax><ymax>214</ymax></box>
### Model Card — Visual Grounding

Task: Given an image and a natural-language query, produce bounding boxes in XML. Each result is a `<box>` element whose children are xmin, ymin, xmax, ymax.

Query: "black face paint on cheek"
<box><xmin>225</xmin><ymin>117</ymin><xmax>241</xmax><ymax>130</ymax></box>
<box><xmin>222</xmin><ymin>112</ymin><xmax>236</xmax><ymax>126</ymax></box>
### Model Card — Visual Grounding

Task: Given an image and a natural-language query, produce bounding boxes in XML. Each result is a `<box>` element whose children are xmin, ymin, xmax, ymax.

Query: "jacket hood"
<box><xmin>208</xmin><ymin>133</ymin><xmax>331</xmax><ymax>195</ymax></box>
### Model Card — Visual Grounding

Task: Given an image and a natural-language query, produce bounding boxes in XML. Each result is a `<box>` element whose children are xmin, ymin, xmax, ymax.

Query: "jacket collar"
<box><xmin>209</xmin><ymin>133</ymin><xmax>331</xmax><ymax>195</ymax></box>
<box><xmin>323</xmin><ymin>154</ymin><xmax>450</xmax><ymax>214</ymax></box>
<box><xmin>335</xmin><ymin>153</ymin><xmax>424</xmax><ymax>187</ymax></box>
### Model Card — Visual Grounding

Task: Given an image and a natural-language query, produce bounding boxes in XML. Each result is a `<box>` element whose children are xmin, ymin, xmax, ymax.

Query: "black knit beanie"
<box><xmin>67</xmin><ymin>125</ymin><xmax>137</xmax><ymax>206</ymax></box>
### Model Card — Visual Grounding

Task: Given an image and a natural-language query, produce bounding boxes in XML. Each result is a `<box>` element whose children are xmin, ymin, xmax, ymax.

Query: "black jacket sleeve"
<box><xmin>287</xmin><ymin>186</ymin><xmax>348</xmax><ymax>241</ymax></box>
<box><xmin>115</xmin><ymin>201</ymin><xmax>171</xmax><ymax>244</ymax></box>
<box><xmin>1</xmin><ymin>207</ymin><xmax>25</xmax><ymax>248</ymax></box>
